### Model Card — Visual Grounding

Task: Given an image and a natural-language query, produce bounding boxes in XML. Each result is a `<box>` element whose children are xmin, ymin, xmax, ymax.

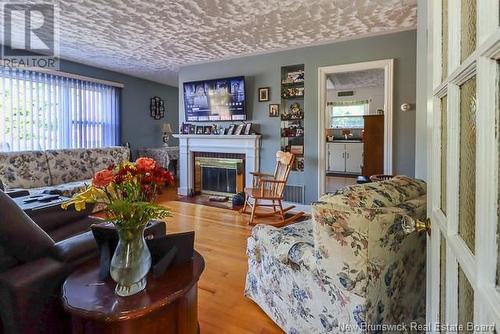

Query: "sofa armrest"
<box><xmin>0</xmin><ymin>257</ymin><xmax>68</xmax><ymax>333</ymax></box>
<box><xmin>51</xmin><ymin>231</ymin><xmax>97</xmax><ymax>263</ymax></box>
<box><xmin>248</xmin><ymin>221</ymin><xmax>314</xmax><ymax>264</ymax></box>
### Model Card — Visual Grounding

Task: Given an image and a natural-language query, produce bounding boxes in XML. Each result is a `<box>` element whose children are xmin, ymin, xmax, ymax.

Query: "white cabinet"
<box><xmin>326</xmin><ymin>142</ymin><xmax>363</xmax><ymax>174</ymax></box>
<box><xmin>345</xmin><ymin>143</ymin><xmax>363</xmax><ymax>174</ymax></box>
<box><xmin>327</xmin><ymin>143</ymin><xmax>345</xmax><ymax>172</ymax></box>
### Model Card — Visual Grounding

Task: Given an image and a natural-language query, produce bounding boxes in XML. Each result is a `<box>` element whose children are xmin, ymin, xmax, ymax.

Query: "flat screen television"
<box><xmin>183</xmin><ymin>76</ymin><xmax>246</xmax><ymax>122</ymax></box>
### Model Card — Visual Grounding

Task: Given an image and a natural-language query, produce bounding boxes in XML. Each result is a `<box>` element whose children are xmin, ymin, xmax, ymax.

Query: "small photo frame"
<box><xmin>269</xmin><ymin>104</ymin><xmax>280</xmax><ymax>117</ymax></box>
<box><xmin>203</xmin><ymin>126</ymin><xmax>212</xmax><ymax>135</ymax></box>
<box><xmin>258</xmin><ymin>87</ymin><xmax>270</xmax><ymax>102</ymax></box>
<box><xmin>234</xmin><ymin>124</ymin><xmax>245</xmax><ymax>135</ymax></box>
<box><xmin>196</xmin><ymin>126</ymin><xmax>204</xmax><ymax>135</ymax></box>
<box><xmin>181</xmin><ymin>123</ymin><xmax>191</xmax><ymax>134</ymax></box>
<box><xmin>189</xmin><ymin>124</ymin><xmax>196</xmax><ymax>134</ymax></box>
<box><xmin>227</xmin><ymin>124</ymin><xmax>236</xmax><ymax>135</ymax></box>
<box><xmin>243</xmin><ymin>123</ymin><xmax>252</xmax><ymax>135</ymax></box>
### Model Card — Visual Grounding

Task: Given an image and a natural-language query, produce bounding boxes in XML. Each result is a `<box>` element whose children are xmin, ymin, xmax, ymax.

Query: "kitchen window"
<box><xmin>328</xmin><ymin>100</ymin><xmax>368</xmax><ymax>129</ymax></box>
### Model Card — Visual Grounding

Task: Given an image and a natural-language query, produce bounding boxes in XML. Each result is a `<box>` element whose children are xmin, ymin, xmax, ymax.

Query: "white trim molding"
<box><xmin>317</xmin><ymin>59</ymin><xmax>394</xmax><ymax>197</ymax></box>
<box><xmin>173</xmin><ymin>134</ymin><xmax>261</xmax><ymax>196</ymax></box>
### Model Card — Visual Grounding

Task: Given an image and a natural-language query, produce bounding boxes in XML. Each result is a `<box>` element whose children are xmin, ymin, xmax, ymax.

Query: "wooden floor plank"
<box><xmin>157</xmin><ymin>187</ymin><xmax>284</xmax><ymax>334</ymax></box>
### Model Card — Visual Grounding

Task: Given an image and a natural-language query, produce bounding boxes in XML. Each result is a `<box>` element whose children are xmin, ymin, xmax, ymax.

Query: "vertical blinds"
<box><xmin>0</xmin><ymin>68</ymin><xmax>120</xmax><ymax>152</ymax></box>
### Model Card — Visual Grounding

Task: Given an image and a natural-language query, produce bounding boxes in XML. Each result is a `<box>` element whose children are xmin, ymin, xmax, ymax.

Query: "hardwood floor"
<box><xmin>157</xmin><ymin>187</ymin><xmax>284</xmax><ymax>334</ymax></box>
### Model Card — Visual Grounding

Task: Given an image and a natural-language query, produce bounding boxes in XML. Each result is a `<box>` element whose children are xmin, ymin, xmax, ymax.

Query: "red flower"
<box><xmin>93</xmin><ymin>169</ymin><xmax>114</xmax><ymax>188</ymax></box>
<box><xmin>135</xmin><ymin>157</ymin><xmax>156</xmax><ymax>172</ymax></box>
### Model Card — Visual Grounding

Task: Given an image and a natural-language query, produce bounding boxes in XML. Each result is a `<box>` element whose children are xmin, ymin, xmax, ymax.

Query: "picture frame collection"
<box><xmin>180</xmin><ymin>122</ymin><xmax>253</xmax><ymax>136</ymax></box>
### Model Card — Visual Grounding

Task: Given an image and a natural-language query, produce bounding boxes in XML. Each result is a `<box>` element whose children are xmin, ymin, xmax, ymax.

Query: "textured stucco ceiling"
<box><xmin>327</xmin><ymin>69</ymin><xmax>385</xmax><ymax>90</ymax></box>
<box><xmin>0</xmin><ymin>0</ymin><xmax>416</xmax><ymax>86</ymax></box>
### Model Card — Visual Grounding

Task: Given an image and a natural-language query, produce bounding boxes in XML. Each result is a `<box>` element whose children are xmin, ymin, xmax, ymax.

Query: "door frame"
<box><xmin>317</xmin><ymin>59</ymin><xmax>394</xmax><ymax>197</ymax></box>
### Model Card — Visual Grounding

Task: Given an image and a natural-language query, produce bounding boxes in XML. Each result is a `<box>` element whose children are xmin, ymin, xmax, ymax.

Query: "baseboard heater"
<box><xmin>283</xmin><ymin>184</ymin><xmax>305</xmax><ymax>204</ymax></box>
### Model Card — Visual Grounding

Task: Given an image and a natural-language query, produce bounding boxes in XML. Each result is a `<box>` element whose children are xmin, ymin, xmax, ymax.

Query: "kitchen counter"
<box><xmin>327</xmin><ymin>139</ymin><xmax>363</xmax><ymax>143</ymax></box>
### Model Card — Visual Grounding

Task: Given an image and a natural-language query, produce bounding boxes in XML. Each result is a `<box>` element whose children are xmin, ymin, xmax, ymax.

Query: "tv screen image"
<box><xmin>183</xmin><ymin>76</ymin><xmax>246</xmax><ymax>122</ymax></box>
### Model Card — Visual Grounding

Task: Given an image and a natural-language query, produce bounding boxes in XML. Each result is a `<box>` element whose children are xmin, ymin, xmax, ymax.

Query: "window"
<box><xmin>0</xmin><ymin>68</ymin><xmax>120</xmax><ymax>152</ymax></box>
<box><xmin>328</xmin><ymin>100</ymin><xmax>368</xmax><ymax>129</ymax></box>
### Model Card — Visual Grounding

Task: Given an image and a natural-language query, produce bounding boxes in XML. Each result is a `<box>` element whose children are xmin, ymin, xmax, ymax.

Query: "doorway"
<box><xmin>317</xmin><ymin>59</ymin><xmax>394</xmax><ymax>196</ymax></box>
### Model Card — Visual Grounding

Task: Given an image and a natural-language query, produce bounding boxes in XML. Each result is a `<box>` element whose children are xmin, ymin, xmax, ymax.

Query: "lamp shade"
<box><xmin>162</xmin><ymin>123</ymin><xmax>173</xmax><ymax>134</ymax></box>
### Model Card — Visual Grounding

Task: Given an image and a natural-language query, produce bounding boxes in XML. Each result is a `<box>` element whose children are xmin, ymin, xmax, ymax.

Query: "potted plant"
<box><xmin>63</xmin><ymin>157</ymin><xmax>174</xmax><ymax>296</ymax></box>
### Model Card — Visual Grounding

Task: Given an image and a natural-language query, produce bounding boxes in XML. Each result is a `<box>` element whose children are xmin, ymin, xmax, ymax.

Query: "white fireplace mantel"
<box><xmin>173</xmin><ymin>134</ymin><xmax>262</xmax><ymax>196</ymax></box>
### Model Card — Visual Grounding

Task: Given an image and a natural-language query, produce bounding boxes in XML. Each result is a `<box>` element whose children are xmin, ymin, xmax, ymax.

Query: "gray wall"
<box><xmin>58</xmin><ymin>60</ymin><xmax>179</xmax><ymax>151</ymax></box>
<box><xmin>179</xmin><ymin>30</ymin><xmax>417</xmax><ymax>203</ymax></box>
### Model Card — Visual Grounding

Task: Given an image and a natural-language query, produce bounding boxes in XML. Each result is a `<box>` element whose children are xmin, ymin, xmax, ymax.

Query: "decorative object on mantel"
<box><xmin>243</xmin><ymin>122</ymin><xmax>252</xmax><ymax>135</ymax></box>
<box><xmin>234</xmin><ymin>123</ymin><xmax>245</xmax><ymax>135</ymax></box>
<box><xmin>269</xmin><ymin>103</ymin><xmax>279</xmax><ymax>117</ymax></box>
<box><xmin>162</xmin><ymin>123</ymin><xmax>173</xmax><ymax>146</ymax></box>
<box><xmin>62</xmin><ymin>158</ymin><xmax>174</xmax><ymax>296</ymax></box>
<box><xmin>150</xmin><ymin>96</ymin><xmax>165</xmax><ymax>120</ymax></box>
<box><xmin>258</xmin><ymin>87</ymin><xmax>270</xmax><ymax>102</ymax></box>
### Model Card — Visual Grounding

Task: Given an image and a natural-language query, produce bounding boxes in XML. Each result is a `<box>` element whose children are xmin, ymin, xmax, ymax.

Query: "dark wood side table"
<box><xmin>62</xmin><ymin>251</ymin><xmax>205</xmax><ymax>334</ymax></box>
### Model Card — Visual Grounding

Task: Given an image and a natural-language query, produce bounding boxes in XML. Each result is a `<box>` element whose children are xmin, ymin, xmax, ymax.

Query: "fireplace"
<box><xmin>173</xmin><ymin>134</ymin><xmax>261</xmax><ymax>196</ymax></box>
<box><xmin>194</xmin><ymin>153</ymin><xmax>245</xmax><ymax>195</ymax></box>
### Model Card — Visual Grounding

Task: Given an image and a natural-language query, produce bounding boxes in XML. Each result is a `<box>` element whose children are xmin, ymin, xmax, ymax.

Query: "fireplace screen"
<box><xmin>194</xmin><ymin>157</ymin><xmax>244</xmax><ymax>195</ymax></box>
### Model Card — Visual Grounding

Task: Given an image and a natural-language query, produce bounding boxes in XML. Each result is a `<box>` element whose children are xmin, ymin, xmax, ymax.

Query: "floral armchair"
<box><xmin>245</xmin><ymin>176</ymin><xmax>427</xmax><ymax>333</ymax></box>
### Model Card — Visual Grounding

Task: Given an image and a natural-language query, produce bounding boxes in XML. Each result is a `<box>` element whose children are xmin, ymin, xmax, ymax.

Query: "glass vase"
<box><xmin>110</xmin><ymin>224</ymin><xmax>151</xmax><ymax>297</ymax></box>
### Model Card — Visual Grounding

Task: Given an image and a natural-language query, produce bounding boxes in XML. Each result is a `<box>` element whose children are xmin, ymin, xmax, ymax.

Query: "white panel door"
<box><xmin>344</xmin><ymin>143</ymin><xmax>363</xmax><ymax>174</ymax></box>
<box><xmin>427</xmin><ymin>0</ymin><xmax>500</xmax><ymax>332</ymax></box>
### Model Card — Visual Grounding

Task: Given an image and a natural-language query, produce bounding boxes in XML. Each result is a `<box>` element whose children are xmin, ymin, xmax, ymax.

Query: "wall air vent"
<box><xmin>283</xmin><ymin>184</ymin><xmax>305</xmax><ymax>204</ymax></box>
<box><xmin>337</xmin><ymin>91</ymin><xmax>354</xmax><ymax>97</ymax></box>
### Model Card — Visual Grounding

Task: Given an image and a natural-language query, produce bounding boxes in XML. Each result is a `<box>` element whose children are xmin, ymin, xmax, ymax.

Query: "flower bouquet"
<box><xmin>63</xmin><ymin>157</ymin><xmax>174</xmax><ymax>296</ymax></box>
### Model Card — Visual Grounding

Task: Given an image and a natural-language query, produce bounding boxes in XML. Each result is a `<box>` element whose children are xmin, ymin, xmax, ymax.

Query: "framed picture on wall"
<box><xmin>258</xmin><ymin>87</ymin><xmax>270</xmax><ymax>102</ymax></box>
<box><xmin>269</xmin><ymin>104</ymin><xmax>279</xmax><ymax>117</ymax></box>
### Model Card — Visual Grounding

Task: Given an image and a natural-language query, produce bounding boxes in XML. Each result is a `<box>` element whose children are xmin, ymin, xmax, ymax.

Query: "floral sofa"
<box><xmin>245</xmin><ymin>176</ymin><xmax>427</xmax><ymax>333</ymax></box>
<box><xmin>0</xmin><ymin>146</ymin><xmax>130</xmax><ymax>197</ymax></box>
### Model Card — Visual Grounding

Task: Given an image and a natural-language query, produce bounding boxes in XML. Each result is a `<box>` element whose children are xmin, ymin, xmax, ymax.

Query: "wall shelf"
<box><xmin>280</xmin><ymin>64</ymin><xmax>305</xmax><ymax>172</ymax></box>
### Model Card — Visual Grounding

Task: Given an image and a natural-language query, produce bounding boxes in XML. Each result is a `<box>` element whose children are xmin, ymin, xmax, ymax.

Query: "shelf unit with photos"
<box><xmin>280</xmin><ymin>64</ymin><xmax>305</xmax><ymax>172</ymax></box>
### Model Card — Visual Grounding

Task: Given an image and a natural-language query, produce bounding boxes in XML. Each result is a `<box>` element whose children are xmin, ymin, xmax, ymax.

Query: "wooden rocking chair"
<box><xmin>241</xmin><ymin>151</ymin><xmax>305</xmax><ymax>226</ymax></box>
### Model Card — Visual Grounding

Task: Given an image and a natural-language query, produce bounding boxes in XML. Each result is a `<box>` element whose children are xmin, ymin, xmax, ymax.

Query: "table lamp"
<box><xmin>162</xmin><ymin>123</ymin><xmax>173</xmax><ymax>146</ymax></box>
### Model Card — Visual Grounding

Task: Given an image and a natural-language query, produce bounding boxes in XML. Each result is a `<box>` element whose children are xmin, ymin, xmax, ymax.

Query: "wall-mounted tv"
<box><xmin>183</xmin><ymin>76</ymin><xmax>246</xmax><ymax>122</ymax></box>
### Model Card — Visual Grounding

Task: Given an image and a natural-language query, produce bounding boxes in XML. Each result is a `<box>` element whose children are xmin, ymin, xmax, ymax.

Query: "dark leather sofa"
<box><xmin>0</xmin><ymin>190</ymin><xmax>101</xmax><ymax>334</ymax></box>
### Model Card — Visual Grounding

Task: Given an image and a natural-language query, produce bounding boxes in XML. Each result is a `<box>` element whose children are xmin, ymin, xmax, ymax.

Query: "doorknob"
<box><xmin>415</xmin><ymin>218</ymin><xmax>431</xmax><ymax>236</ymax></box>
<box><xmin>401</xmin><ymin>216</ymin><xmax>431</xmax><ymax>236</ymax></box>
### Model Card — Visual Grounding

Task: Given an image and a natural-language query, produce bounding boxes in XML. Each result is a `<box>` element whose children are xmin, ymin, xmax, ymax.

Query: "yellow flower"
<box><xmin>61</xmin><ymin>186</ymin><xmax>108</xmax><ymax>211</ymax></box>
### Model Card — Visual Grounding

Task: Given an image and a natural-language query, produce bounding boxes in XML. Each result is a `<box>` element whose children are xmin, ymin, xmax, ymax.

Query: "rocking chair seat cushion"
<box><xmin>244</xmin><ymin>187</ymin><xmax>283</xmax><ymax>200</ymax></box>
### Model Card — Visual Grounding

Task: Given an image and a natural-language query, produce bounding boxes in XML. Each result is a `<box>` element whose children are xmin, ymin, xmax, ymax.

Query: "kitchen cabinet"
<box><xmin>326</xmin><ymin>142</ymin><xmax>363</xmax><ymax>174</ymax></box>
<box><xmin>327</xmin><ymin>143</ymin><xmax>345</xmax><ymax>172</ymax></box>
<box><xmin>362</xmin><ymin>115</ymin><xmax>384</xmax><ymax>176</ymax></box>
